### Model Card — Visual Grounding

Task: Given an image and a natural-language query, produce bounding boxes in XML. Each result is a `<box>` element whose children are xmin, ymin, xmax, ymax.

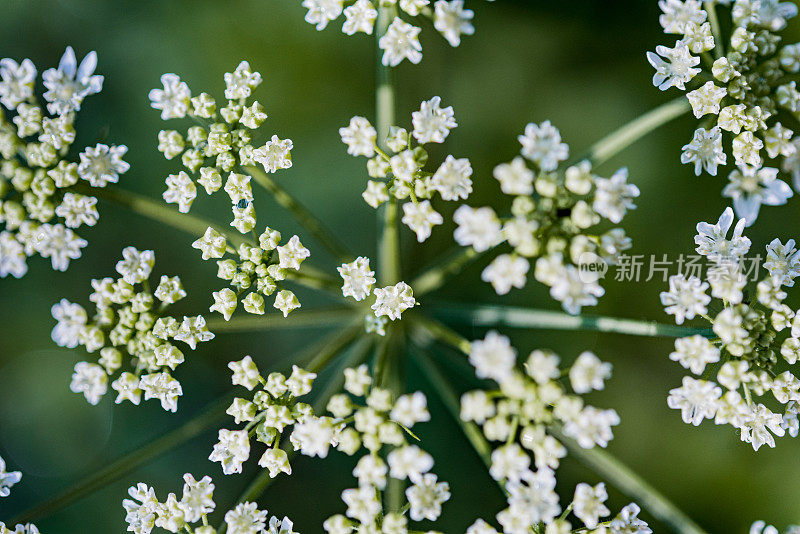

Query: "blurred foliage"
<box><xmin>1</xmin><ymin>1</ymin><xmax>799</xmax><ymax>532</ymax></box>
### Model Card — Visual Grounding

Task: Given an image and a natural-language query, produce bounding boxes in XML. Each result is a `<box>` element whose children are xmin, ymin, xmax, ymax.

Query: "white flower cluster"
<box><xmin>337</xmin><ymin>256</ymin><xmax>416</xmax><ymax>334</ymax></box>
<box><xmin>208</xmin><ymin>356</ymin><xmax>316</xmax><ymax>477</ymax></box>
<box><xmin>301</xmin><ymin>0</ymin><xmax>474</xmax><ymax>66</ymax></box>
<box><xmin>193</xmin><ymin>226</ymin><xmax>309</xmax><ymax>319</ymax></box>
<box><xmin>648</xmin><ymin>0</ymin><xmax>800</xmax><ymax>224</ymax></box>
<box><xmin>663</xmin><ymin>207</ymin><xmax>800</xmax><ymax>450</ymax></box>
<box><xmin>0</xmin><ymin>454</ymin><xmax>21</xmax><ymax>498</ymax></box>
<box><xmin>0</xmin><ymin>47</ymin><xmax>129</xmax><ymax>277</ymax></box>
<box><xmin>150</xmin><ymin>61</ymin><xmax>292</xmax><ymax>234</ymax></box>
<box><xmin>460</xmin><ymin>331</ymin><xmax>646</xmax><ymax>533</ymax></box>
<box><xmin>0</xmin><ymin>456</ymin><xmax>39</xmax><ymax>533</ymax></box>
<box><xmin>321</xmin><ymin>364</ymin><xmax>450</xmax><ymax>533</ymax></box>
<box><xmin>340</xmin><ymin>96</ymin><xmax>471</xmax><ymax>242</ymax></box>
<box><xmin>122</xmin><ymin>472</ymin><xmax>297</xmax><ymax>534</ymax></box>
<box><xmin>455</xmin><ymin>122</ymin><xmax>637</xmax><ymax>314</ymax></box>
<box><xmin>0</xmin><ymin>524</ymin><xmax>39</xmax><ymax>534</ymax></box>
<box><xmin>52</xmin><ymin>246</ymin><xmax>213</xmax><ymax>411</ymax></box>
<box><xmin>751</xmin><ymin>520</ymin><xmax>800</xmax><ymax>534</ymax></box>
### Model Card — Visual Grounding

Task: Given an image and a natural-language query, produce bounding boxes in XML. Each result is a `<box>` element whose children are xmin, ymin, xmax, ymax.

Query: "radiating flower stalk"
<box><xmin>0</xmin><ymin>47</ymin><xmax>129</xmax><ymax>278</ymax></box>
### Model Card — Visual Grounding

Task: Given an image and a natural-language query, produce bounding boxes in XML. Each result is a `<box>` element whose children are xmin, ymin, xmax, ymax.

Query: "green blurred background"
<box><xmin>1</xmin><ymin>0</ymin><xmax>799</xmax><ymax>532</ymax></box>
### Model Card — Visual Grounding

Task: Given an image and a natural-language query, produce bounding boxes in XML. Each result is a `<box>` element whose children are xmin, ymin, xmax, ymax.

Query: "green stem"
<box><xmin>704</xmin><ymin>1</ymin><xmax>724</xmax><ymax>59</ymax></box>
<box><xmin>285</xmin><ymin>264</ymin><xmax>346</xmax><ymax>296</ymax></box>
<box><xmin>410</xmin><ymin>343</ymin><xmax>505</xmax><ymax>496</ymax></box>
<box><xmin>243</xmin><ymin>165</ymin><xmax>353</xmax><ymax>262</ymax></box>
<box><xmin>218</xmin><ymin>336</ymin><xmax>374</xmax><ymax>532</ymax></box>
<box><xmin>430</xmin><ymin>303</ymin><xmax>713</xmax><ymax>338</ymax></box>
<box><xmin>81</xmin><ymin>184</ymin><xmax>250</xmax><ymax>248</ymax></box>
<box><xmin>550</xmin><ymin>427</ymin><xmax>708</xmax><ymax>534</ymax></box>
<box><xmin>572</xmin><ymin>95</ymin><xmax>690</xmax><ymax>168</ymax></box>
<box><xmin>305</xmin><ymin>322</ymin><xmax>365</xmax><ymax>373</ymax></box>
<box><xmin>409</xmin><ymin>313</ymin><xmax>472</xmax><ymax>355</ymax></box>
<box><xmin>412</xmin><ymin>247</ymin><xmax>479</xmax><ymax>297</ymax></box>
<box><xmin>376</xmin><ymin>5</ymin><xmax>401</xmax><ymax>286</ymax></box>
<box><xmin>7</xmin><ymin>392</ymin><xmax>233</xmax><ymax>525</ymax></box>
<box><xmin>205</xmin><ymin>307</ymin><xmax>355</xmax><ymax>332</ymax></box>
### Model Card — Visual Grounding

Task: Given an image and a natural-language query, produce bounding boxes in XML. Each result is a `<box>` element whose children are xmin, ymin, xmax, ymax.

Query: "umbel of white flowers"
<box><xmin>0</xmin><ymin>46</ymin><xmax>129</xmax><ymax>278</ymax></box>
<box><xmin>648</xmin><ymin>0</ymin><xmax>799</xmax><ymax>225</ymax></box>
<box><xmin>662</xmin><ymin>207</ymin><xmax>800</xmax><ymax>451</ymax></box>
<box><xmin>52</xmin><ymin>247</ymin><xmax>213</xmax><ymax>412</ymax></box>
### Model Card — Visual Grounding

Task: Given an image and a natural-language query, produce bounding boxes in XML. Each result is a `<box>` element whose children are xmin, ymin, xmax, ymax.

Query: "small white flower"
<box><xmin>139</xmin><ymin>372</ymin><xmax>182</xmax><ymax>412</ymax></box>
<box><xmin>660</xmin><ymin>274</ymin><xmax>711</xmax><ymax>324</ymax></box>
<box><xmin>371</xmin><ymin>281</ymin><xmax>415</xmax><ymax>320</ymax></box>
<box><xmin>592</xmin><ymin>167</ymin><xmax>639</xmax><ymax>223</ymax></box>
<box><xmin>573</xmin><ymin>482</ymin><xmax>610</xmax><ymax>530</ymax></box>
<box><xmin>379</xmin><ymin>18</ymin><xmax>423</xmax><ymax>67</ymax></box>
<box><xmin>765</xmin><ymin>238</ymin><xmax>800</xmax><ymax>287</ymax></box>
<box><xmin>42</xmin><ymin>46</ymin><xmax>104</xmax><ymax>115</ymax></box>
<box><xmin>0</xmin><ymin>455</ymin><xmax>22</xmax><ymax>498</ymax></box>
<box><xmin>391</xmin><ymin>391</ymin><xmax>430</xmax><ymax>427</ymax></box>
<box><xmin>70</xmin><ymin>361</ymin><xmax>107</xmax><ymax>405</ymax></box>
<box><xmin>340</xmin><ymin>116</ymin><xmax>377</xmax><ymax>157</ymax></box>
<box><xmin>453</xmin><ymin>205</ymin><xmax>502</xmax><ymax>252</ymax></box>
<box><xmin>401</xmin><ymin>200</ymin><xmax>443</xmax><ymax>242</ymax></box>
<box><xmin>209</xmin><ymin>429</ymin><xmax>251</xmax><ymax>475</ymax></box>
<box><xmin>469</xmin><ymin>331</ymin><xmax>516</xmax><ymax>384</ymax></box>
<box><xmin>494</xmin><ymin>156</ymin><xmax>534</xmax><ymax>196</ymax></box>
<box><xmin>723</xmin><ymin>166</ymin><xmax>792</xmax><ymax>225</ymax></box>
<box><xmin>681</xmin><ymin>126</ymin><xmax>726</xmax><ymax>176</ymax></box>
<box><xmin>412</xmin><ymin>96</ymin><xmax>457</xmax><ymax>144</ymax></box>
<box><xmin>78</xmin><ymin>144</ymin><xmax>130</xmax><ymax>187</ymax></box>
<box><xmin>481</xmin><ymin>254</ymin><xmax>529</xmax><ymax>295</ymax></box>
<box><xmin>518</xmin><ymin>121</ymin><xmax>569</xmax><ymax>171</ymax></box>
<box><xmin>149</xmin><ymin>73</ymin><xmax>191</xmax><ymax>120</ymax></box>
<box><xmin>670</xmin><ymin>335</ymin><xmax>720</xmax><ymax>375</ymax></box>
<box><xmin>224</xmin><ymin>61</ymin><xmax>262</xmax><ymax>100</ymax></box>
<box><xmin>225</xmin><ymin>502</ymin><xmax>268</xmax><ymax>534</ymax></box>
<box><xmin>569</xmin><ymin>352</ymin><xmax>612</xmax><ymax>394</ymax></box>
<box><xmin>338</xmin><ymin>256</ymin><xmax>376</xmax><ymax>301</ymax></box>
<box><xmin>302</xmin><ymin>0</ymin><xmax>344</xmax><ymax>30</ymax></box>
<box><xmin>667</xmin><ymin>376</ymin><xmax>721</xmax><ymax>426</ymax></box>
<box><xmin>343</xmin><ymin>0</ymin><xmax>378</xmax><ymax>35</ymax></box>
<box><xmin>432</xmin><ymin>155</ymin><xmax>473</xmax><ymax>200</ymax></box>
<box><xmin>658</xmin><ymin>0</ymin><xmax>706</xmax><ymax>33</ymax></box>
<box><xmin>694</xmin><ymin>207</ymin><xmax>751</xmax><ymax>264</ymax></box>
<box><xmin>647</xmin><ymin>41</ymin><xmax>700</xmax><ymax>90</ymax></box>
<box><xmin>0</xmin><ymin>57</ymin><xmax>36</xmax><ymax>109</ymax></box>
<box><xmin>686</xmin><ymin>81</ymin><xmax>726</xmax><ymax>118</ymax></box>
<box><xmin>433</xmin><ymin>0</ymin><xmax>475</xmax><ymax>47</ymax></box>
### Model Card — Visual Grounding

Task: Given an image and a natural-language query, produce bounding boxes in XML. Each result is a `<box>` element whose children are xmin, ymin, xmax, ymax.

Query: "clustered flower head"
<box><xmin>0</xmin><ymin>456</ymin><xmax>39</xmax><ymax>533</ymax></box>
<box><xmin>0</xmin><ymin>454</ymin><xmax>21</xmax><ymax>498</ymax></box>
<box><xmin>337</xmin><ymin>255</ymin><xmax>416</xmax><ymax>334</ymax></box>
<box><xmin>122</xmin><ymin>472</ymin><xmax>297</xmax><ymax>534</ymax></box>
<box><xmin>193</xmin><ymin>226</ymin><xmax>309</xmax><ymax>320</ymax></box>
<box><xmin>750</xmin><ymin>520</ymin><xmax>800</xmax><ymax>534</ymax></box>
<box><xmin>454</xmin><ymin>121</ymin><xmax>637</xmax><ymax>314</ymax></box>
<box><xmin>150</xmin><ymin>61</ymin><xmax>292</xmax><ymax>234</ymax></box>
<box><xmin>341</xmin><ymin>96</ymin><xmax>471</xmax><ymax>243</ymax></box>
<box><xmin>208</xmin><ymin>356</ymin><xmax>316</xmax><ymax>477</ymax></box>
<box><xmin>649</xmin><ymin>0</ymin><xmax>800</xmax><ymax>224</ymax></box>
<box><xmin>321</xmin><ymin>364</ymin><xmax>450</xmax><ymax>533</ymax></box>
<box><xmin>459</xmin><ymin>331</ymin><xmax>649</xmax><ymax>533</ymax></box>
<box><xmin>300</xmin><ymin>0</ymin><xmax>474</xmax><ymax>66</ymax></box>
<box><xmin>52</xmin><ymin>246</ymin><xmax>214</xmax><ymax>411</ymax></box>
<box><xmin>0</xmin><ymin>46</ymin><xmax>129</xmax><ymax>278</ymax></box>
<box><xmin>663</xmin><ymin>207</ymin><xmax>800</xmax><ymax>450</ymax></box>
